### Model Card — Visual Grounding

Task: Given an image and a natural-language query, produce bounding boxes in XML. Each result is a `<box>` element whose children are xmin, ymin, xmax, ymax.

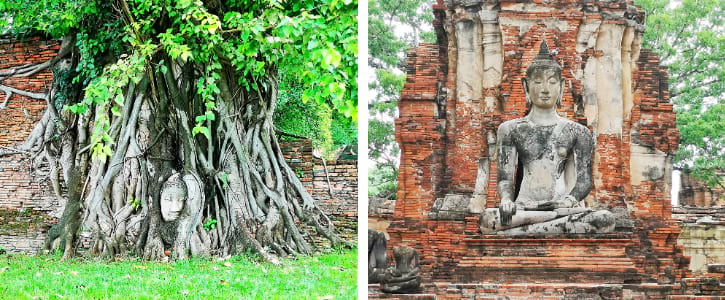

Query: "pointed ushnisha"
<box><xmin>526</xmin><ymin>40</ymin><xmax>561</xmax><ymax>76</ymax></box>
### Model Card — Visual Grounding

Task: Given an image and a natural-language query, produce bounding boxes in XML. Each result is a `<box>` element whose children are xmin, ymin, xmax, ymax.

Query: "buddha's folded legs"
<box><xmin>480</xmin><ymin>208</ymin><xmax>615</xmax><ymax>235</ymax></box>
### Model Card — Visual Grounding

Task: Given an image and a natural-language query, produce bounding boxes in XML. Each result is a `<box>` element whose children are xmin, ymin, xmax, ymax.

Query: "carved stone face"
<box><xmin>160</xmin><ymin>183</ymin><xmax>186</xmax><ymax>222</ymax></box>
<box><xmin>525</xmin><ymin>68</ymin><xmax>563</xmax><ymax>109</ymax></box>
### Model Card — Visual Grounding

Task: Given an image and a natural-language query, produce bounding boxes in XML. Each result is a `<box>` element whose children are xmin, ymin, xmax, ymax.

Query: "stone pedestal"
<box><xmin>458</xmin><ymin>234</ymin><xmax>638</xmax><ymax>283</ymax></box>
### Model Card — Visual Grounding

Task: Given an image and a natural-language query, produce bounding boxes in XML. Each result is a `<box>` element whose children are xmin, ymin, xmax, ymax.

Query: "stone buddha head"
<box><xmin>160</xmin><ymin>173</ymin><xmax>187</xmax><ymax>222</ymax></box>
<box><xmin>522</xmin><ymin>41</ymin><xmax>564</xmax><ymax>110</ymax></box>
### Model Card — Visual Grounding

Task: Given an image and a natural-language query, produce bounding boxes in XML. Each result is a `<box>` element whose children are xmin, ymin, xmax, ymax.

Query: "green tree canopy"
<box><xmin>635</xmin><ymin>0</ymin><xmax>724</xmax><ymax>189</ymax></box>
<box><xmin>368</xmin><ymin>0</ymin><xmax>433</xmax><ymax>198</ymax></box>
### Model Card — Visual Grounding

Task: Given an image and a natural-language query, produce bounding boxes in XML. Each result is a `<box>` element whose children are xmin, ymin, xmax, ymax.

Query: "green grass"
<box><xmin>0</xmin><ymin>248</ymin><xmax>357</xmax><ymax>299</ymax></box>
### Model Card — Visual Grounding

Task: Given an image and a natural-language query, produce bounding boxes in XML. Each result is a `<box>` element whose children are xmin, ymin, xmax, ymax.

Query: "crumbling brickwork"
<box><xmin>674</xmin><ymin>207</ymin><xmax>725</xmax><ymax>274</ymax></box>
<box><xmin>370</xmin><ymin>281</ymin><xmax>725</xmax><ymax>299</ymax></box>
<box><xmin>280</xmin><ymin>139</ymin><xmax>359</xmax><ymax>243</ymax></box>
<box><xmin>0</xmin><ymin>36</ymin><xmax>60</xmax><ymax>214</ymax></box>
<box><xmin>378</xmin><ymin>0</ymin><xmax>708</xmax><ymax>296</ymax></box>
<box><xmin>679</xmin><ymin>171</ymin><xmax>725</xmax><ymax>207</ymax></box>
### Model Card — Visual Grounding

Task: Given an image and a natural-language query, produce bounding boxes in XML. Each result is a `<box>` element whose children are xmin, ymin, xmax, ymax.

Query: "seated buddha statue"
<box><xmin>479</xmin><ymin>41</ymin><xmax>615</xmax><ymax>235</ymax></box>
<box><xmin>380</xmin><ymin>245</ymin><xmax>421</xmax><ymax>293</ymax></box>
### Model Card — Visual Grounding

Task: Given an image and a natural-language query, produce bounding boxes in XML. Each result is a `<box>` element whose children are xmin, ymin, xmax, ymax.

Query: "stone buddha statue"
<box><xmin>479</xmin><ymin>41</ymin><xmax>615</xmax><ymax>235</ymax></box>
<box><xmin>160</xmin><ymin>173</ymin><xmax>187</xmax><ymax>222</ymax></box>
<box><xmin>380</xmin><ymin>245</ymin><xmax>422</xmax><ymax>293</ymax></box>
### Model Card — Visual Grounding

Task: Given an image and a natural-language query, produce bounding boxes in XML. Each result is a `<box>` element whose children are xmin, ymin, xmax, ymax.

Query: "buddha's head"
<box><xmin>523</xmin><ymin>41</ymin><xmax>564</xmax><ymax>109</ymax></box>
<box><xmin>160</xmin><ymin>173</ymin><xmax>187</xmax><ymax>222</ymax></box>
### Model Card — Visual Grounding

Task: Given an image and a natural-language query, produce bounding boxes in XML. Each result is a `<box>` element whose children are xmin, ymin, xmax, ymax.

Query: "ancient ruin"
<box><xmin>479</xmin><ymin>41</ymin><xmax>615</xmax><ymax>235</ymax></box>
<box><xmin>370</xmin><ymin>0</ymin><xmax>725</xmax><ymax>297</ymax></box>
<box><xmin>380</xmin><ymin>245</ymin><xmax>422</xmax><ymax>294</ymax></box>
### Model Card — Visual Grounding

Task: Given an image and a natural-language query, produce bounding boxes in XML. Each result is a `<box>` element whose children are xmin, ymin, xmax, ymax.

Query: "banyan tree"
<box><xmin>0</xmin><ymin>0</ymin><xmax>357</xmax><ymax>262</ymax></box>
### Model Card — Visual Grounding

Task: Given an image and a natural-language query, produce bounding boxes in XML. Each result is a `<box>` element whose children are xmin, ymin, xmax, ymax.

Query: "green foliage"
<box><xmin>275</xmin><ymin>79</ymin><xmax>358</xmax><ymax>157</ymax></box>
<box><xmin>50</xmin><ymin>66</ymin><xmax>80</xmax><ymax>111</ymax></box>
<box><xmin>4</xmin><ymin>0</ymin><xmax>357</xmax><ymax>162</ymax></box>
<box><xmin>329</xmin><ymin>109</ymin><xmax>358</xmax><ymax>150</ymax></box>
<box><xmin>128</xmin><ymin>196</ymin><xmax>141</xmax><ymax>210</ymax></box>
<box><xmin>0</xmin><ymin>249</ymin><xmax>357</xmax><ymax>299</ymax></box>
<box><xmin>217</xmin><ymin>172</ymin><xmax>229</xmax><ymax>190</ymax></box>
<box><xmin>635</xmin><ymin>0</ymin><xmax>724</xmax><ymax>188</ymax></box>
<box><xmin>294</xmin><ymin>168</ymin><xmax>305</xmax><ymax>179</ymax></box>
<box><xmin>368</xmin><ymin>164</ymin><xmax>397</xmax><ymax>199</ymax></box>
<box><xmin>368</xmin><ymin>0</ymin><xmax>433</xmax><ymax>195</ymax></box>
<box><xmin>203</xmin><ymin>218</ymin><xmax>218</xmax><ymax>231</ymax></box>
<box><xmin>369</xmin><ymin>0</ymin><xmax>433</xmax><ymax>67</ymax></box>
<box><xmin>1</xmin><ymin>0</ymin><xmax>104</xmax><ymax>38</ymax></box>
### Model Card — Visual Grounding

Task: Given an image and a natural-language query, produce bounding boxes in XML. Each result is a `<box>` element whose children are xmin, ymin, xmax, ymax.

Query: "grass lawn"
<box><xmin>0</xmin><ymin>248</ymin><xmax>357</xmax><ymax>299</ymax></box>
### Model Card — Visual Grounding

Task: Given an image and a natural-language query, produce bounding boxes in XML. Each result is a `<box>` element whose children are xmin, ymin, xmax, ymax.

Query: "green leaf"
<box><xmin>193</xmin><ymin>125</ymin><xmax>211</xmax><ymax>140</ymax></box>
<box><xmin>218</xmin><ymin>172</ymin><xmax>228</xmax><ymax>189</ymax></box>
<box><xmin>180</xmin><ymin>51</ymin><xmax>192</xmax><ymax>62</ymax></box>
<box><xmin>114</xmin><ymin>94</ymin><xmax>124</xmax><ymax>106</ymax></box>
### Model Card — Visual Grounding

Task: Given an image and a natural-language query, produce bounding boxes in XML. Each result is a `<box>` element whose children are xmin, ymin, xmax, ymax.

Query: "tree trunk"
<box><xmin>2</xmin><ymin>35</ymin><xmax>348</xmax><ymax>263</ymax></box>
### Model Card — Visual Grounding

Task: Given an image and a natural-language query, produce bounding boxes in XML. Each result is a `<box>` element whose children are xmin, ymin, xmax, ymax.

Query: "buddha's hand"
<box><xmin>499</xmin><ymin>199</ymin><xmax>516</xmax><ymax>226</ymax></box>
<box><xmin>536</xmin><ymin>195</ymin><xmax>577</xmax><ymax>210</ymax></box>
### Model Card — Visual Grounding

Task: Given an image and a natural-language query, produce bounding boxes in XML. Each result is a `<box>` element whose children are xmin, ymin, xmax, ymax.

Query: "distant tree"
<box><xmin>275</xmin><ymin>79</ymin><xmax>358</xmax><ymax>159</ymax></box>
<box><xmin>635</xmin><ymin>0</ymin><xmax>724</xmax><ymax>189</ymax></box>
<box><xmin>0</xmin><ymin>0</ymin><xmax>355</xmax><ymax>262</ymax></box>
<box><xmin>368</xmin><ymin>0</ymin><xmax>433</xmax><ymax>199</ymax></box>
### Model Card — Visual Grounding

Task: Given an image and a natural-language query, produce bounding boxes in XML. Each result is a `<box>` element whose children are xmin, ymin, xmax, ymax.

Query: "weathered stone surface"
<box><xmin>380</xmin><ymin>245</ymin><xmax>422</xmax><ymax>294</ymax></box>
<box><xmin>674</xmin><ymin>207</ymin><xmax>725</xmax><ymax>274</ymax></box>
<box><xmin>380</xmin><ymin>0</ymin><xmax>695</xmax><ymax>296</ymax></box>
<box><xmin>479</xmin><ymin>41</ymin><xmax>615</xmax><ymax>235</ymax></box>
<box><xmin>429</xmin><ymin>194</ymin><xmax>469</xmax><ymax>220</ymax></box>
<box><xmin>369</xmin><ymin>229</ymin><xmax>388</xmax><ymax>283</ymax></box>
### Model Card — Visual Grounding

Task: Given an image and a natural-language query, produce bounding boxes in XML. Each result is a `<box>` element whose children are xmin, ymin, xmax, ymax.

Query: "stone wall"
<box><xmin>674</xmin><ymin>207</ymin><xmax>725</xmax><ymax>274</ymax></box>
<box><xmin>679</xmin><ymin>171</ymin><xmax>725</xmax><ymax>207</ymax></box>
<box><xmin>386</xmin><ymin>0</ymin><xmax>689</xmax><ymax>289</ymax></box>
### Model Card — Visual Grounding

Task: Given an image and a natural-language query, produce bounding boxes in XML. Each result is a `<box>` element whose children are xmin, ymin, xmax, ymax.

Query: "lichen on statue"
<box><xmin>479</xmin><ymin>41</ymin><xmax>615</xmax><ymax>235</ymax></box>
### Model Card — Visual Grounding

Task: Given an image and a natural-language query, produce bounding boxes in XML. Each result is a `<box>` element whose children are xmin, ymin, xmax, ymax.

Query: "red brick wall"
<box><xmin>0</xmin><ymin>36</ymin><xmax>60</xmax><ymax>212</ymax></box>
<box><xmin>388</xmin><ymin>0</ymin><xmax>689</xmax><ymax>288</ymax></box>
<box><xmin>280</xmin><ymin>139</ymin><xmax>358</xmax><ymax>239</ymax></box>
<box><xmin>370</xmin><ymin>281</ymin><xmax>725</xmax><ymax>299</ymax></box>
<box><xmin>679</xmin><ymin>171</ymin><xmax>725</xmax><ymax>207</ymax></box>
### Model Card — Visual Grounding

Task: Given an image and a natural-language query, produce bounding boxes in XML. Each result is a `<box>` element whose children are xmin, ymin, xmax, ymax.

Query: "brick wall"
<box><xmin>0</xmin><ymin>36</ymin><xmax>60</xmax><ymax>214</ymax></box>
<box><xmin>384</xmin><ymin>0</ymin><xmax>692</xmax><ymax>291</ymax></box>
<box><xmin>679</xmin><ymin>171</ymin><xmax>725</xmax><ymax>207</ymax></box>
<box><xmin>267</xmin><ymin>139</ymin><xmax>359</xmax><ymax>240</ymax></box>
<box><xmin>370</xmin><ymin>281</ymin><xmax>725</xmax><ymax>299</ymax></box>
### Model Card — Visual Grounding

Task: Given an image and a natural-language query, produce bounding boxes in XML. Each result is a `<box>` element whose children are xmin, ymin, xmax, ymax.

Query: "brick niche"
<box><xmin>373</xmin><ymin>0</ymin><xmax>724</xmax><ymax>298</ymax></box>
